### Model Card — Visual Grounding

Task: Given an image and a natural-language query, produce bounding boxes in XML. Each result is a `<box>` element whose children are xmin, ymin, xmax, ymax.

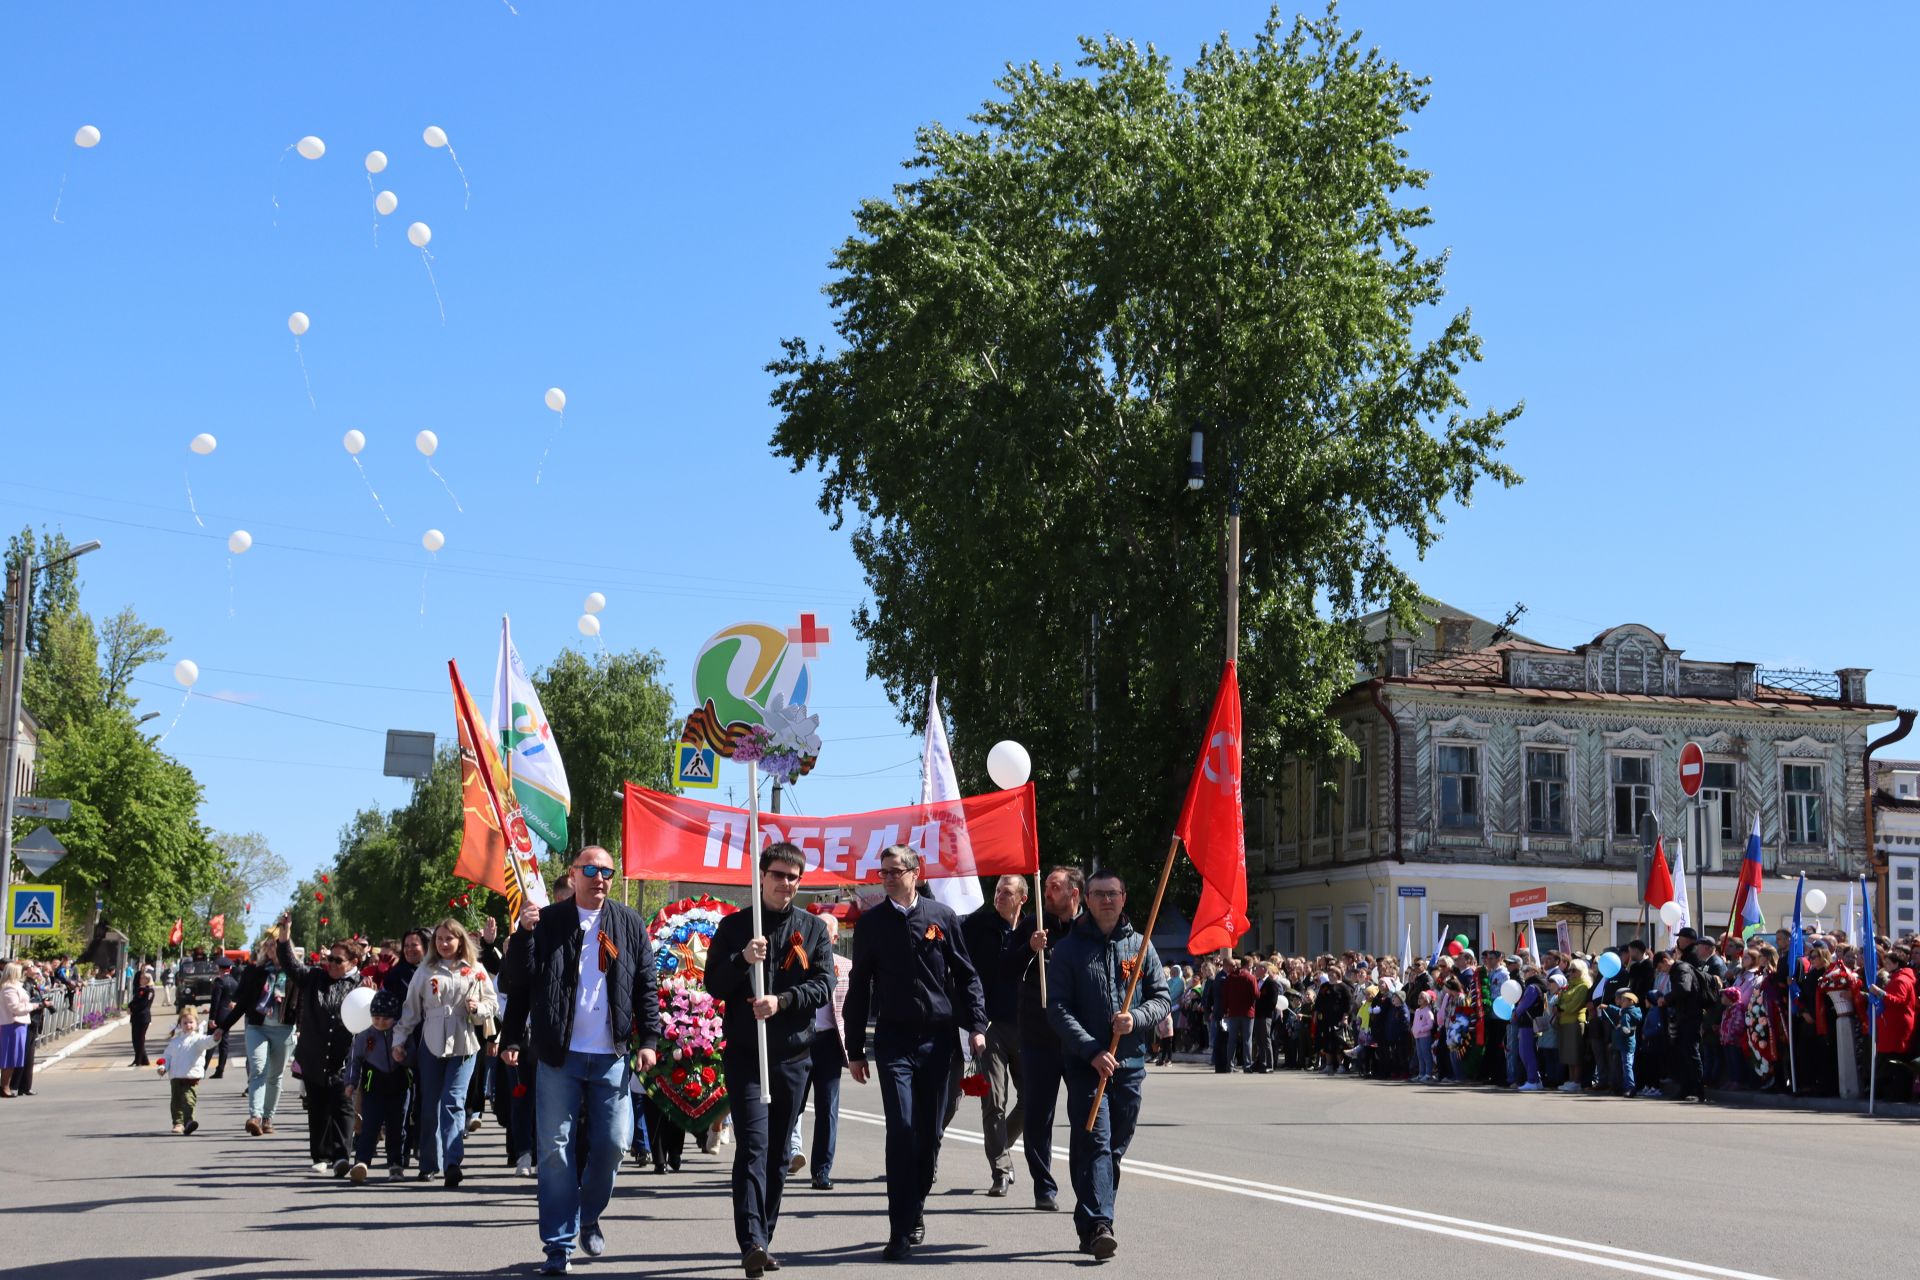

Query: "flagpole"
<box><xmin>747</xmin><ymin>759</ymin><xmax>771</xmax><ymax>1092</ymax></box>
<box><xmin>1086</xmin><ymin>834</ymin><xmax>1179</xmax><ymax>1132</ymax></box>
<box><xmin>452</xmin><ymin>661</ymin><xmax>539</xmax><ymax>918</ymax></box>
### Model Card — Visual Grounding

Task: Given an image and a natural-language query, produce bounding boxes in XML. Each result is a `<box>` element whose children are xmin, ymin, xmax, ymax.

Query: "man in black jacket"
<box><xmin>501</xmin><ymin>847</ymin><xmax>660</xmax><ymax>1277</ymax></box>
<box><xmin>843</xmin><ymin>844</ymin><xmax>987</xmax><ymax>1262</ymax></box>
<box><xmin>207</xmin><ymin>959</ymin><xmax>239</xmax><ymax>1079</ymax></box>
<box><xmin>1017</xmin><ymin>865</ymin><xmax>1083</xmax><ymax>1212</ymax></box>
<box><xmin>1669</xmin><ymin>930</ymin><xmax>1710</xmax><ymax>1102</ymax></box>
<box><xmin>706</xmin><ymin>843</ymin><xmax>836</xmax><ymax>1278</ymax></box>
<box><xmin>961</xmin><ymin>874</ymin><xmax>1035</xmax><ymax>1198</ymax></box>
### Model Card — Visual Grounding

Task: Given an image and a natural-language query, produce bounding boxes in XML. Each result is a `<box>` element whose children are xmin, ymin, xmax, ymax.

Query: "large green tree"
<box><xmin>768</xmin><ymin>8</ymin><xmax>1521</xmax><ymax>888</ymax></box>
<box><xmin>533</xmin><ymin>647</ymin><xmax>680</xmax><ymax>859</ymax></box>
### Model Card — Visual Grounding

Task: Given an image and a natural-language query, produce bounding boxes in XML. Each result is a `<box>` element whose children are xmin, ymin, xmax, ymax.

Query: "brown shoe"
<box><xmin>245</xmin><ymin>1117</ymin><xmax>265</xmax><ymax>1136</ymax></box>
<box><xmin>262</xmin><ymin>1120</ymin><xmax>276</xmax><ymax>1134</ymax></box>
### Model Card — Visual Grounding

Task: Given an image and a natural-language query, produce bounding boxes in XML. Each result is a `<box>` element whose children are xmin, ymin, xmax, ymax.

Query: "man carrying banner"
<box><xmin>1047</xmin><ymin>868</ymin><xmax>1170</xmax><ymax>1261</ymax></box>
<box><xmin>705</xmin><ymin>842</ymin><xmax>837</xmax><ymax>1278</ymax></box>
<box><xmin>501</xmin><ymin>847</ymin><xmax>659</xmax><ymax>1277</ymax></box>
<box><xmin>842</xmin><ymin>844</ymin><xmax>987</xmax><ymax>1263</ymax></box>
<box><xmin>1018</xmin><ymin>865</ymin><xmax>1084</xmax><ymax>1213</ymax></box>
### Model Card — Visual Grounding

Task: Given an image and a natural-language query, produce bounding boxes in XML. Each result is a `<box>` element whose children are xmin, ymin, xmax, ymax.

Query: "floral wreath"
<box><xmin>638</xmin><ymin>895</ymin><xmax>740</xmax><ymax>1132</ymax></box>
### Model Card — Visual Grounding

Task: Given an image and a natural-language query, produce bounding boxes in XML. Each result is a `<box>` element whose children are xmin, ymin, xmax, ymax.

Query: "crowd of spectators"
<box><xmin>1158</xmin><ymin>927</ymin><xmax>1920</xmax><ymax>1104</ymax></box>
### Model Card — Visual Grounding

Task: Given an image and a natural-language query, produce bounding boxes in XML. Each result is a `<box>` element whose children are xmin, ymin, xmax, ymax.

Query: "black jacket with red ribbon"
<box><xmin>706</xmin><ymin>902</ymin><xmax>836</xmax><ymax>1072</ymax></box>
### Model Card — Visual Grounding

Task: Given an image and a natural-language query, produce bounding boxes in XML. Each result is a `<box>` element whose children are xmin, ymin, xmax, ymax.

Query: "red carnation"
<box><xmin>512</xmin><ymin>1084</ymin><xmax>528</xmax><ymax>1099</ymax></box>
<box><xmin>686</xmin><ymin>1082</ymin><xmax>703</xmax><ymax>1098</ymax></box>
<box><xmin>701</xmin><ymin>1066</ymin><xmax>716</xmax><ymax>1084</ymax></box>
<box><xmin>672</xmin><ymin>1067</ymin><xmax>687</xmax><ymax>1082</ymax></box>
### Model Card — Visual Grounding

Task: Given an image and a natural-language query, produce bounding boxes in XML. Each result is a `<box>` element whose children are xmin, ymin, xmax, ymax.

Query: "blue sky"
<box><xmin>5</xmin><ymin>4</ymin><xmax>1917</xmax><ymax>926</ymax></box>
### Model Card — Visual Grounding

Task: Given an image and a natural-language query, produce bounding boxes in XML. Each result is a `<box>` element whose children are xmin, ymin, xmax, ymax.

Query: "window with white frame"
<box><xmin>1526</xmin><ymin>747</ymin><xmax>1569</xmax><ymax>835</ymax></box>
<box><xmin>1703</xmin><ymin>761</ymin><xmax>1739</xmax><ymax>844</ymax></box>
<box><xmin>1783</xmin><ymin>762</ymin><xmax>1825</xmax><ymax>844</ymax></box>
<box><xmin>1312</xmin><ymin>766</ymin><xmax>1336</xmax><ymax>838</ymax></box>
<box><xmin>1307</xmin><ymin>909</ymin><xmax>1332</xmax><ymax>957</ymax></box>
<box><xmin>1437</xmin><ymin>743</ymin><xmax>1480</xmax><ymax>830</ymax></box>
<box><xmin>1611</xmin><ymin>754</ymin><xmax>1654</xmax><ymax>841</ymax></box>
<box><xmin>1347</xmin><ymin>743</ymin><xmax>1369</xmax><ymax>834</ymax></box>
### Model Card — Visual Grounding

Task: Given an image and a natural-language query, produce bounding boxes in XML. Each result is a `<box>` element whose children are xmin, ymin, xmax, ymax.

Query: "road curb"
<box><xmin>37</xmin><ymin>1015</ymin><xmax>130</xmax><ymax>1070</ymax></box>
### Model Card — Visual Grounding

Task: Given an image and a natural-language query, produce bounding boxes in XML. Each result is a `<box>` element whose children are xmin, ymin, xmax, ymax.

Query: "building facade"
<box><xmin>1872</xmin><ymin>759</ymin><xmax>1920</xmax><ymax>939</ymax></box>
<box><xmin>1247</xmin><ymin>609</ymin><xmax>1908</xmax><ymax>958</ymax></box>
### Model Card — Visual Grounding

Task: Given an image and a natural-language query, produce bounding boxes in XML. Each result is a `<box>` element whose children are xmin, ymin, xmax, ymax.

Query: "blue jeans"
<box><xmin>798</xmin><ymin>1033</ymin><xmax>843</xmax><ymax>1179</ymax></box>
<box><xmin>417</xmin><ymin>1049</ymin><xmax>476</xmax><ymax>1176</ymax></box>
<box><xmin>1063</xmin><ymin>1060</ymin><xmax>1142</xmax><ymax>1241</ymax></box>
<box><xmin>535</xmin><ymin>1051</ymin><xmax>632</xmax><ymax>1261</ymax></box>
<box><xmin>1413</xmin><ymin>1037</ymin><xmax>1434</xmax><ymax>1078</ymax></box>
<box><xmin>243</xmin><ymin>1023</ymin><xmax>296</xmax><ymax>1122</ymax></box>
<box><xmin>1019</xmin><ymin>1038</ymin><xmax>1064</xmax><ymax>1201</ymax></box>
<box><xmin>873</xmin><ymin>1024</ymin><xmax>956</xmax><ymax>1239</ymax></box>
<box><xmin>354</xmin><ymin>1077</ymin><xmax>411</xmax><ymax>1169</ymax></box>
<box><xmin>1616</xmin><ymin>1037</ymin><xmax>1638</xmax><ymax>1093</ymax></box>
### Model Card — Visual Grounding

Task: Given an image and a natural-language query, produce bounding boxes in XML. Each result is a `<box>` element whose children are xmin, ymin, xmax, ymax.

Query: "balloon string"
<box><xmin>155</xmin><ymin>688</ymin><xmax>192</xmax><ymax>746</ymax></box>
<box><xmin>351</xmin><ymin>456</ymin><xmax>393</xmax><ymax>524</ymax></box>
<box><xmin>52</xmin><ymin>169</ymin><xmax>68</xmax><ymax>224</ymax></box>
<box><xmin>184</xmin><ymin>468</ymin><xmax>205</xmax><ymax>528</ymax></box>
<box><xmin>426</xmin><ymin>460</ymin><xmax>464</xmax><ymax>513</ymax></box>
<box><xmin>294</xmin><ymin>336</ymin><xmax>316</xmax><ymax>409</ymax></box>
<box><xmin>227</xmin><ymin>557</ymin><xmax>236</xmax><ymax>619</ymax></box>
<box><xmin>366</xmin><ymin>173</ymin><xmax>379</xmax><ymax>247</ymax></box>
<box><xmin>444</xmin><ymin>145</ymin><xmax>471</xmax><ymax>210</ymax></box>
<box><xmin>534</xmin><ymin>409</ymin><xmax>566</xmax><ymax>485</ymax></box>
<box><xmin>420</xmin><ymin>567</ymin><xmax>430</xmax><ymax>621</ymax></box>
<box><xmin>500</xmin><ymin>0</ymin><xmax>519</xmax><ymax>13</ymax></box>
<box><xmin>420</xmin><ymin>248</ymin><xmax>446</xmax><ymax>326</ymax></box>
<box><xmin>271</xmin><ymin>143</ymin><xmax>293</xmax><ymax>228</ymax></box>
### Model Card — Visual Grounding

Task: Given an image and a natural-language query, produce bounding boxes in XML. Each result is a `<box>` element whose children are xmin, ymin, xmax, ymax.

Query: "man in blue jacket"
<box><xmin>1047</xmin><ymin>867</ymin><xmax>1171</xmax><ymax>1262</ymax></box>
<box><xmin>843</xmin><ymin>843</ymin><xmax>987</xmax><ymax>1262</ymax></box>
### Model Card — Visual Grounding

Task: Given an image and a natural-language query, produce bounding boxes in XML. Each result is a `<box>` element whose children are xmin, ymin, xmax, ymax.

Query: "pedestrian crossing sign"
<box><xmin>6</xmin><ymin>884</ymin><xmax>61</xmax><ymax>936</ymax></box>
<box><xmin>675</xmin><ymin>744</ymin><xmax>719</xmax><ymax>790</ymax></box>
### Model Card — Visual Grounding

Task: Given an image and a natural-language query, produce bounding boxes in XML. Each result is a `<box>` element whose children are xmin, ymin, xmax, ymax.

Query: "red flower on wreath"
<box><xmin>672</xmin><ymin>1067</ymin><xmax>688</xmax><ymax>1082</ymax></box>
<box><xmin>701</xmin><ymin>1066</ymin><xmax>716</xmax><ymax>1084</ymax></box>
<box><xmin>686</xmin><ymin>1081</ymin><xmax>703</xmax><ymax>1098</ymax></box>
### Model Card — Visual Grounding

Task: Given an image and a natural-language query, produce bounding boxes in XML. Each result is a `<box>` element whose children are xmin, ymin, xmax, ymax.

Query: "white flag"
<box><xmin>1668</xmin><ymin>840</ymin><xmax>1691</xmax><ymax>947</ymax></box>
<box><xmin>920</xmin><ymin>677</ymin><xmax>984</xmax><ymax>916</ymax></box>
<box><xmin>492</xmin><ymin>616</ymin><xmax>571</xmax><ymax>850</ymax></box>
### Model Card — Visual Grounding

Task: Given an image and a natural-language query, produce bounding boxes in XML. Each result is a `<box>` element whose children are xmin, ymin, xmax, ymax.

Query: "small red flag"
<box><xmin>1175</xmin><ymin>661</ymin><xmax>1247</xmax><ymax>955</ymax></box>
<box><xmin>1643</xmin><ymin>837</ymin><xmax>1675</xmax><ymax>908</ymax></box>
<box><xmin>167</xmin><ymin>918</ymin><xmax>183</xmax><ymax>946</ymax></box>
<box><xmin>209</xmin><ymin>914</ymin><xmax>225</xmax><ymax>940</ymax></box>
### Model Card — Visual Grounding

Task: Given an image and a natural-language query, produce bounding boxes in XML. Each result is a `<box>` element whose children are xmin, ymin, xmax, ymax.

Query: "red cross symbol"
<box><xmin>787</xmin><ymin>613</ymin><xmax>832</xmax><ymax>658</ymax></box>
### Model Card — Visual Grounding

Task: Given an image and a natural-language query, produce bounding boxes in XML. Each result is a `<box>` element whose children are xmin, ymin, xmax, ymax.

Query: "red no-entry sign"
<box><xmin>1679</xmin><ymin>741</ymin><xmax>1706</xmax><ymax>798</ymax></box>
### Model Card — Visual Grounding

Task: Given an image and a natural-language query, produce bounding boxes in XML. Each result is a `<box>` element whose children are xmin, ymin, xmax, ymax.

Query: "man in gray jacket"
<box><xmin>1046</xmin><ymin>867</ymin><xmax>1170</xmax><ymax>1262</ymax></box>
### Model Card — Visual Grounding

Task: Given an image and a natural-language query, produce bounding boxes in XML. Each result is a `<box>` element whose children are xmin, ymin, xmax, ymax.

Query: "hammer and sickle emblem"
<box><xmin>1201</xmin><ymin>730</ymin><xmax>1240</xmax><ymax>798</ymax></box>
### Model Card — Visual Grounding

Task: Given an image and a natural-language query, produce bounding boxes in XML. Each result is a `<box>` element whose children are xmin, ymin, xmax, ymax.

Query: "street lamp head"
<box><xmin>136</xmin><ymin>711</ymin><xmax>161</xmax><ymax>725</ymax></box>
<box><xmin>1186</xmin><ymin>428</ymin><xmax>1205</xmax><ymax>491</ymax></box>
<box><xmin>39</xmin><ymin>539</ymin><xmax>102</xmax><ymax>569</ymax></box>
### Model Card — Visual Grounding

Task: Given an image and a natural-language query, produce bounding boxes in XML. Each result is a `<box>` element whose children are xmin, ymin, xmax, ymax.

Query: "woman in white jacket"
<box><xmin>395</xmin><ymin>917</ymin><xmax>498</xmax><ymax>1186</ymax></box>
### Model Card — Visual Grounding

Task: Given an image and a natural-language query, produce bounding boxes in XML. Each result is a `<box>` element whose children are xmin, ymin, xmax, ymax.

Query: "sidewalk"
<box><xmin>43</xmin><ymin>1011</ymin><xmax>244</xmax><ymax>1075</ymax></box>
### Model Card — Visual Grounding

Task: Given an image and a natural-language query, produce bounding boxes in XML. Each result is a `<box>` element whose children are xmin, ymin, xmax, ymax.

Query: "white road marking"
<box><xmin>838</xmin><ymin>1108</ymin><xmax>1780</xmax><ymax>1280</ymax></box>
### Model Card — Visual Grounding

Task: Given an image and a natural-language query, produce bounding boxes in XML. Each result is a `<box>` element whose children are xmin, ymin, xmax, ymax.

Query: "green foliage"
<box><xmin>532</xmin><ymin>647</ymin><xmax>680</xmax><ymax>857</ymax></box>
<box><xmin>4</xmin><ymin>527</ymin><xmax>82</xmax><ymax>655</ymax></box>
<box><xmin>21</xmin><ymin>607</ymin><xmax>103</xmax><ymax>741</ymax></box>
<box><xmin>768</xmin><ymin>6</ymin><xmax>1520</xmax><ymax>891</ymax></box>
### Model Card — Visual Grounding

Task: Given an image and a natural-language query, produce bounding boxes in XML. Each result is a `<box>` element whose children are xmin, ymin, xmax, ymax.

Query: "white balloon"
<box><xmin>1659</xmin><ymin>901</ymin><xmax>1685</xmax><ymax>929</ymax></box>
<box><xmin>74</xmin><ymin>125</ymin><xmax>101</xmax><ymax>148</ymax></box>
<box><xmin>296</xmin><ymin>135</ymin><xmax>326</xmax><ymax>160</ymax></box>
<box><xmin>407</xmin><ymin>221</ymin><xmax>431</xmax><ymax>248</ymax></box>
<box><xmin>422</xmin><ymin>529</ymin><xmax>445</xmax><ymax>553</ymax></box>
<box><xmin>340</xmin><ymin>986</ymin><xmax>376</xmax><ymax>1035</ymax></box>
<box><xmin>577</xmin><ymin>614</ymin><xmax>601</xmax><ymax>637</ymax></box>
<box><xmin>288</xmin><ymin>311</ymin><xmax>310</xmax><ymax>336</ymax></box>
<box><xmin>374</xmin><ymin>190</ymin><xmax>398</xmax><ymax>216</ymax></box>
<box><xmin>414</xmin><ymin>430</ymin><xmax>438</xmax><ymax>457</ymax></box>
<box><xmin>227</xmin><ymin>530</ymin><xmax>252</xmax><ymax>555</ymax></box>
<box><xmin>545</xmin><ymin>387</ymin><xmax>566</xmax><ymax>413</ymax></box>
<box><xmin>986</xmin><ymin>740</ymin><xmax>1032</xmax><ymax>790</ymax></box>
<box><xmin>342</xmin><ymin>429</ymin><xmax>365</xmax><ymax>455</ymax></box>
<box><xmin>1805</xmin><ymin>888</ymin><xmax>1829</xmax><ymax>916</ymax></box>
<box><xmin>173</xmin><ymin>659</ymin><xmax>200</xmax><ymax>688</ymax></box>
<box><xmin>364</xmin><ymin>150</ymin><xmax>388</xmax><ymax>174</ymax></box>
<box><xmin>423</xmin><ymin>125</ymin><xmax>448</xmax><ymax>148</ymax></box>
<box><xmin>189</xmin><ymin>433</ymin><xmax>217</xmax><ymax>456</ymax></box>
<box><xmin>583</xmin><ymin>592</ymin><xmax>605</xmax><ymax>615</ymax></box>
<box><xmin>1499</xmin><ymin>979</ymin><xmax>1522</xmax><ymax>1004</ymax></box>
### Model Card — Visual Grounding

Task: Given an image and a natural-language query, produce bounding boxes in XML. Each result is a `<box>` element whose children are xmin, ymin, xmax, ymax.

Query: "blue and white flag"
<box><xmin>1861</xmin><ymin>876</ymin><xmax>1882</xmax><ymax>1019</ymax></box>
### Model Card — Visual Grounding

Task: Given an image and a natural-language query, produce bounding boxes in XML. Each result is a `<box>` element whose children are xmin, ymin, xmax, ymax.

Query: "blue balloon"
<box><xmin>1597</xmin><ymin>951</ymin><xmax>1623</xmax><ymax>979</ymax></box>
<box><xmin>1491</xmin><ymin>996</ymin><xmax>1515</xmax><ymax>1020</ymax></box>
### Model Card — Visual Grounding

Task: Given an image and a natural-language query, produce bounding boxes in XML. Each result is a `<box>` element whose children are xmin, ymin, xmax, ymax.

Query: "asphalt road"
<box><xmin>2</xmin><ymin>1027</ymin><xmax>1910</xmax><ymax>1280</ymax></box>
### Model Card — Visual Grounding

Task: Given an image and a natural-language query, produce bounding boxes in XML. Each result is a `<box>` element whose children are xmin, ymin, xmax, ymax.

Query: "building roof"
<box><xmin>1385</xmin><ymin>673</ymin><xmax>1896</xmax><ymax>715</ymax></box>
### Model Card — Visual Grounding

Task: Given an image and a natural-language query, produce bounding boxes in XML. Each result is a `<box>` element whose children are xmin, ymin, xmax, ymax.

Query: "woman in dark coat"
<box><xmin>277</xmin><ymin>917</ymin><xmax>362</xmax><ymax>1174</ymax></box>
<box><xmin>127</xmin><ymin>965</ymin><xmax>156</xmax><ymax>1066</ymax></box>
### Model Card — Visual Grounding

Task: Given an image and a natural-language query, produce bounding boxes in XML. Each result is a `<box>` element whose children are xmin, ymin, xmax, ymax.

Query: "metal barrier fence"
<box><xmin>33</xmin><ymin>977</ymin><xmax>128</xmax><ymax>1047</ymax></box>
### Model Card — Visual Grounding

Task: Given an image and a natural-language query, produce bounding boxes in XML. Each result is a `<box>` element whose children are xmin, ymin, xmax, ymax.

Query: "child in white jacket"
<box><xmin>160</xmin><ymin>1006</ymin><xmax>222</xmax><ymax>1134</ymax></box>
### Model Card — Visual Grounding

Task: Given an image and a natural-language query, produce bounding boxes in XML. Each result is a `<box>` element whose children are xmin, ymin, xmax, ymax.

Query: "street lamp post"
<box><xmin>1</xmin><ymin>539</ymin><xmax>101</xmax><ymax>959</ymax></box>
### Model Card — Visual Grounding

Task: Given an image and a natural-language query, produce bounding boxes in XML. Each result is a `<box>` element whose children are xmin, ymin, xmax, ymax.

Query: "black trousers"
<box><xmin>129</xmin><ymin>1012</ymin><xmax>152</xmax><ymax>1066</ymax></box>
<box><xmin>306</xmin><ymin>1079</ymin><xmax>354</xmax><ymax>1164</ymax></box>
<box><xmin>1672</xmin><ymin>1019</ymin><xmax>1704</xmax><ymax>1099</ymax></box>
<box><xmin>873</xmin><ymin>1025</ymin><xmax>956</xmax><ymax>1240</ymax></box>
<box><xmin>642</xmin><ymin>1092</ymin><xmax>685</xmax><ymax>1171</ymax></box>
<box><xmin>211</xmin><ymin>1022</ymin><xmax>231</xmax><ymax>1076</ymax></box>
<box><xmin>17</xmin><ymin>1016</ymin><xmax>41</xmax><ymax>1093</ymax></box>
<box><xmin>1018</xmin><ymin>1038</ymin><xmax>1064</xmax><ymax>1202</ymax></box>
<box><xmin>725</xmin><ymin>1046</ymin><xmax>812</xmax><ymax>1252</ymax></box>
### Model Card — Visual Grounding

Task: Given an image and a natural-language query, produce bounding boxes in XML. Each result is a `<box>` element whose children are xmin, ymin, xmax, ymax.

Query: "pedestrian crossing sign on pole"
<box><xmin>6</xmin><ymin>884</ymin><xmax>61</xmax><ymax>936</ymax></box>
<box><xmin>674</xmin><ymin>744</ymin><xmax>719</xmax><ymax>790</ymax></box>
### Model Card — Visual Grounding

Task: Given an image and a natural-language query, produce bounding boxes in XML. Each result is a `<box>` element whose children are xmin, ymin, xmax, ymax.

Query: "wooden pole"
<box><xmin>1036</xmin><ymin>871</ymin><xmax>1048</xmax><ymax>1007</ymax></box>
<box><xmin>1085</xmin><ymin>834</ymin><xmax>1180</xmax><ymax>1131</ymax></box>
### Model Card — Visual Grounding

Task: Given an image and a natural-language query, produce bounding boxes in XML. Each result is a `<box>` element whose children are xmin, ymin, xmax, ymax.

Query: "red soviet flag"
<box><xmin>1643</xmin><ymin>837</ymin><xmax>1675</xmax><ymax>908</ymax></box>
<box><xmin>167</xmin><ymin>918</ymin><xmax>184</xmax><ymax>946</ymax></box>
<box><xmin>1175</xmin><ymin>662</ymin><xmax>1247</xmax><ymax>955</ymax></box>
<box><xmin>209</xmin><ymin>914</ymin><xmax>225</xmax><ymax>941</ymax></box>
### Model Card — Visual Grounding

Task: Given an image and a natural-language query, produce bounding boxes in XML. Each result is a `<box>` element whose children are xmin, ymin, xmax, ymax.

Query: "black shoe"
<box><xmin>882</xmin><ymin>1238</ymin><xmax>911</xmax><ymax>1263</ymax></box>
<box><xmin>444</xmin><ymin>1166</ymin><xmax>463</xmax><ymax>1188</ymax></box>
<box><xmin>1034</xmin><ymin>1194</ymin><xmax>1058</xmax><ymax>1211</ymax></box>
<box><xmin>908</xmin><ymin>1219</ymin><xmax>925</xmax><ymax>1246</ymax></box>
<box><xmin>743</xmin><ymin>1245</ymin><xmax>769</xmax><ymax>1278</ymax></box>
<box><xmin>1089</xmin><ymin>1224</ymin><xmax>1118</xmax><ymax>1260</ymax></box>
<box><xmin>988</xmin><ymin>1173</ymin><xmax>1010</xmax><ymax>1198</ymax></box>
<box><xmin>764</xmin><ymin>1256</ymin><xmax>781</xmax><ymax>1272</ymax></box>
<box><xmin>811</xmin><ymin>1176</ymin><xmax>834</xmax><ymax>1190</ymax></box>
<box><xmin>537</xmin><ymin>1257</ymin><xmax>570</xmax><ymax>1276</ymax></box>
<box><xmin>209</xmin><ymin>1071</ymin><xmax>224</xmax><ymax>1080</ymax></box>
<box><xmin>183</xmin><ymin>1119</ymin><xmax>199</xmax><ymax>1136</ymax></box>
<box><xmin>581</xmin><ymin>1224</ymin><xmax>604</xmax><ymax>1257</ymax></box>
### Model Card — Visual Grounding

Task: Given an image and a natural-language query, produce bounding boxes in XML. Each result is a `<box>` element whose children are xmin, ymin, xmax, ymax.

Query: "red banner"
<box><xmin>621</xmin><ymin>782</ymin><xmax>1039</xmax><ymax>887</ymax></box>
<box><xmin>209</xmin><ymin>914</ymin><xmax>225</xmax><ymax>940</ymax></box>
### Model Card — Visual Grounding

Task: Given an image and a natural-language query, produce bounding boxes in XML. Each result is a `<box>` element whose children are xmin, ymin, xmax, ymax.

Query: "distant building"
<box><xmin>1872</xmin><ymin>759</ymin><xmax>1920</xmax><ymax>938</ymax></box>
<box><xmin>1245</xmin><ymin>604</ymin><xmax>1909</xmax><ymax>958</ymax></box>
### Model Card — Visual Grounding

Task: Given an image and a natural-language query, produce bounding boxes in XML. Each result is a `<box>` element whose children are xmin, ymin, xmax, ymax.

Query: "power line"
<box><xmin>132</xmin><ymin>676</ymin><xmax>427</xmax><ymax>739</ymax></box>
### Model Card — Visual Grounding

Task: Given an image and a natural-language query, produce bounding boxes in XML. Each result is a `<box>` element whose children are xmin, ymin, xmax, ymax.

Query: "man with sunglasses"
<box><xmin>843</xmin><ymin>844</ymin><xmax>988</xmax><ymax>1262</ymax></box>
<box><xmin>706</xmin><ymin>842</ymin><xmax>837</xmax><ymax>1277</ymax></box>
<box><xmin>501</xmin><ymin>847</ymin><xmax>659</xmax><ymax>1276</ymax></box>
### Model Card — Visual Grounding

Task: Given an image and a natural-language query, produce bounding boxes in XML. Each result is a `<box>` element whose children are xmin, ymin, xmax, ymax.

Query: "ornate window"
<box><xmin>1437</xmin><ymin>743</ymin><xmax>1481</xmax><ymax>830</ymax></box>
<box><xmin>1346</xmin><ymin>742</ymin><xmax>1369</xmax><ymax>834</ymax></box>
<box><xmin>1783</xmin><ymin>763</ymin><xmax>1825</xmax><ymax>845</ymax></box>
<box><xmin>1611</xmin><ymin>754</ymin><xmax>1654</xmax><ymax>841</ymax></box>
<box><xmin>1526</xmin><ymin>748</ymin><xmax>1570</xmax><ymax>835</ymax></box>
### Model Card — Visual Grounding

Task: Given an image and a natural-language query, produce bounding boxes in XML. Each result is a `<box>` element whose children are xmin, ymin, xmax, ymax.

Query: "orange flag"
<box><xmin>449</xmin><ymin>659</ymin><xmax>548</xmax><ymax>922</ymax></box>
